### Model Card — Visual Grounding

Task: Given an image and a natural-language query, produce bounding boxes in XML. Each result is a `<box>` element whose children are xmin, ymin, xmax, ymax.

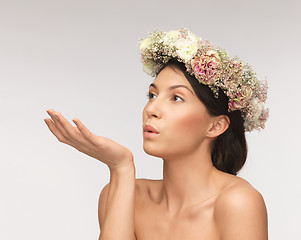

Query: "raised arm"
<box><xmin>44</xmin><ymin>109</ymin><xmax>136</xmax><ymax>240</ymax></box>
<box><xmin>98</xmin><ymin>164</ymin><xmax>136</xmax><ymax>240</ymax></box>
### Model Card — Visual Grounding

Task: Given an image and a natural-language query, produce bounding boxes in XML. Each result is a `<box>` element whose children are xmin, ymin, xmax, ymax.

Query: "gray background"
<box><xmin>0</xmin><ymin>0</ymin><xmax>300</xmax><ymax>239</ymax></box>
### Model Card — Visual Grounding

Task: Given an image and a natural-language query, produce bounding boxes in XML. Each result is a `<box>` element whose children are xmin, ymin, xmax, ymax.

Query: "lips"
<box><xmin>143</xmin><ymin>124</ymin><xmax>159</xmax><ymax>134</ymax></box>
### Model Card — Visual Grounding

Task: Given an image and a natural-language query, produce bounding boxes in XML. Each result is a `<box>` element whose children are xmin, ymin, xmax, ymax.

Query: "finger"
<box><xmin>72</xmin><ymin>118</ymin><xmax>99</xmax><ymax>146</ymax></box>
<box><xmin>46</xmin><ymin>109</ymin><xmax>70</xmax><ymax>139</ymax></box>
<box><xmin>44</xmin><ymin>116</ymin><xmax>95</xmax><ymax>155</ymax></box>
<box><xmin>52</xmin><ymin>111</ymin><xmax>79</xmax><ymax>138</ymax></box>
<box><xmin>44</xmin><ymin>118</ymin><xmax>76</xmax><ymax>146</ymax></box>
<box><xmin>48</xmin><ymin>110</ymin><xmax>92</xmax><ymax>148</ymax></box>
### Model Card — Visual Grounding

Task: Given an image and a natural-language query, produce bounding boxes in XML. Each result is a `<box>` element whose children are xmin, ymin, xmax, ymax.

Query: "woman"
<box><xmin>44</xmin><ymin>28</ymin><xmax>269</xmax><ymax>239</ymax></box>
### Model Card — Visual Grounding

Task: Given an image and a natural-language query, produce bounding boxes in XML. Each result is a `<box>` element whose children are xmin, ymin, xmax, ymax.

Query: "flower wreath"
<box><xmin>138</xmin><ymin>28</ymin><xmax>269</xmax><ymax>132</ymax></box>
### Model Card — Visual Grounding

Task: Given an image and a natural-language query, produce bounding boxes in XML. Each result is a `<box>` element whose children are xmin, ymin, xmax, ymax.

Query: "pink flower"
<box><xmin>228</xmin><ymin>98</ymin><xmax>245</xmax><ymax>111</ymax></box>
<box><xmin>191</xmin><ymin>50</ymin><xmax>220</xmax><ymax>84</ymax></box>
<box><xmin>228</xmin><ymin>87</ymin><xmax>253</xmax><ymax>111</ymax></box>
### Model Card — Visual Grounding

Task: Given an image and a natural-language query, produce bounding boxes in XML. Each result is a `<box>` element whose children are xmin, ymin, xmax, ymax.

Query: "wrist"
<box><xmin>109</xmin><ymin>160</ymin><xmax>135</xmax><ymax>176</ymax></box>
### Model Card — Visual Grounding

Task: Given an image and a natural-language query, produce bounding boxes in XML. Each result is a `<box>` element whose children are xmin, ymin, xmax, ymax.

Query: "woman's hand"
<box><xmin>44</xmin><ymin>109</ymin><xmax>134</xmax><ymax>171</ymax></box>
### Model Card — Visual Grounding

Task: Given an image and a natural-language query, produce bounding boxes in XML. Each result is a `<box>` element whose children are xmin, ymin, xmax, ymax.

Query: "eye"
<box><xmin>146</xmin><ymin>92</ymin><xmax>156</xmax><ymax>99</ymax></box>
<box><xmin>172</xmin><ymin>95</ymin><xmax>184</xmax><ymax>102</ymax></box>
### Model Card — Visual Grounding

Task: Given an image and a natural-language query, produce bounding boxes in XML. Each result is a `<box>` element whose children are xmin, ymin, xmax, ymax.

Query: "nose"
<box><xmin>144</xmin><ymin>97</ymin><xmax>162</xmax><ymax>119</ymax></box>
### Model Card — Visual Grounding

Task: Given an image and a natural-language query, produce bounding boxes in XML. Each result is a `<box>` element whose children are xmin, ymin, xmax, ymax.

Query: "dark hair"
<box><xmin>157</xmin><ymin>60</ymin><xmax>247</xmax><ymax>176</ymax></box>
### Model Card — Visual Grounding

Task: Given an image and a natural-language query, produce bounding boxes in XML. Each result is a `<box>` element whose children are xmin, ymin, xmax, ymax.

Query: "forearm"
<box><xmin>99</xmin><ymin>163</ymin><xmax>136</xmax><ymax>240</ymax></box>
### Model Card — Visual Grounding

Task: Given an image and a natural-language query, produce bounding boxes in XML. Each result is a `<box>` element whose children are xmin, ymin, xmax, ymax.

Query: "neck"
<box><xmin>158</xmin><ymin>143</ymin><xmax>222</xmax><ymax>216</ymax></box>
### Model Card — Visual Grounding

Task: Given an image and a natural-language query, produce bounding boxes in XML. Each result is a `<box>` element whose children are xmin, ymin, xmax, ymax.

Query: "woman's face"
<box><xmin>142</xmin><ymin>65</ymin><xmax>214</xmax><ymax>159</ymax></box>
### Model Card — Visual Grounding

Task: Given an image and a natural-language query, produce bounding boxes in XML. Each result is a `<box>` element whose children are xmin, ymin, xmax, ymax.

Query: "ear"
<box><xmin>207</xmin><ymin>115</ymin><xmax>230</xmax><ymax>138</ymax></box>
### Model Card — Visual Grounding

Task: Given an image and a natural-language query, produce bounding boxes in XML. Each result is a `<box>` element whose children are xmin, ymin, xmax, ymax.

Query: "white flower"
<box><xmin>163</xmin><ymin>30</ymin><xmax>181</xmax><ymax>46</ymax></box>
<box><xmin>142</xmin><ymin>60</ymin><xmax>157</xmax><ymax>77</ymax></box>
<box><xmin>139</xmin><ymin>38</ymin><xmax>152</xmax><ymax>52</ymax></box>
<box><xmin>187</xmin><ymin>32</ymin><xmax>201</xmax><ymax>43</ymax></box>
<box><xmin>250</xmin><ymin>98</ymin><xmax>264</xmax><ymax>120</ymax></box>
<box><xmin>175</xmin><ymin>39</ymin><xmax>198</xmax><ymax>63</ymax></box>
<box><xmin>206</xmin><ymin>50</ymin><xmax>221</xmax><ymax>60</ymax></box>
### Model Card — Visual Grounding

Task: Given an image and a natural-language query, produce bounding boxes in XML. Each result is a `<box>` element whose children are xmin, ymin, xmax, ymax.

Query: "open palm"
<box><xmin>44</xmin><ymin>109</ymin><xmax>134</xmax><ymax>170</ymax></box>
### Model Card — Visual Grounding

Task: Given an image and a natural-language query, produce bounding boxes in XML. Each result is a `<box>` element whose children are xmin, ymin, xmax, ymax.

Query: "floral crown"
<box><xmin>138</xmin><ymin>28</ymin><xmax>269</xmax><ymax>132</ymax></box>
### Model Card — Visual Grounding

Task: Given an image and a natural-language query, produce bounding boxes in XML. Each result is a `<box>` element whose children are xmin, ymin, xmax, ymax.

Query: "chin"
<box><xmin>143</xmin><ymin>142</ymin><xmax>183</xmax><ymax>159</ymax></box>
<box><xmin>143</xmin><ymin>141</ymin><xmax>171</xmax><ymax>158</ymax></box>
<box><xmin>143</xmin><ymin>144</ymin><xmax>162</xmax><ymax>158</ymax></box>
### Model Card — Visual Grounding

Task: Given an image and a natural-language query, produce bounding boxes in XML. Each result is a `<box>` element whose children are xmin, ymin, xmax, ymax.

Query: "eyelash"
<box><xmin>146</xmin><ymin>92</ymin><xmax>184</xmax><ymax>102</ymax></box>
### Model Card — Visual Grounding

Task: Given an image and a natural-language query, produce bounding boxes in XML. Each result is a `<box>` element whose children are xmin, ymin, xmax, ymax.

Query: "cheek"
<box><xmin>169</xmin><ymin>109</ymin><xmax>209</xmax><ymax>139</ymax></box>
<box><xmin>153</xmin><ymin>109</ymin><xmax>210</xmax><ymax>157</ymax></box>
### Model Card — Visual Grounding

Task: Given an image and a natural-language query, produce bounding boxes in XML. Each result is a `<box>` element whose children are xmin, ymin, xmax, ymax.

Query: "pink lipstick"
<box><xmin>143</xmin><ymin>124</ymin><xmax>160</xmax><ymax>138</ymax></box>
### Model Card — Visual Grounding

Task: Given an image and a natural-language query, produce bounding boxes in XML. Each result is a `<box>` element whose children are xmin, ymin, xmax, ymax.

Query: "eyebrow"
<box><xmin>149</xmin><ymin>83</ymin><xmax>195</xmax><ymax>96</ymax></box>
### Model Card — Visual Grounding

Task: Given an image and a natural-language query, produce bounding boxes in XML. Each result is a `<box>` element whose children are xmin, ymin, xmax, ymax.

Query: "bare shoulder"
<box><xmin>214</xmin><ymin>177</ymin><xmax>268</xmax><ymax>239</ymax></box>
<box><xmin>135</xmin><ymin>178</ymin><xmax>153</xmax><ymax>193</ymax></box>
<box><xmin>135</xmin><ymin>178</ymin><xmax>162</xmax><ymax>203</ymax></box>
<box><xmin>135</xmin><ymin>178</ymin><xmax>150</xmax><ymax>186</ymax></box>
<box><xmin>215</xmin><ymin>177</ymin><xmax>266</xmax><ymax>210</ymax></box>
<box><xmin>98</xmin><ymin>182</ymin><xmax>110</xmax><ymax>231</ymax></box>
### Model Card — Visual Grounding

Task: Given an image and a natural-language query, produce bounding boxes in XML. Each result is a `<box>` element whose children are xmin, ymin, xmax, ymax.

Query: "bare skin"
<box><xmin>44</xmin><ymin>65</ymin><xmax>268</xmax><ymax>239</ymax></box>
<box><xmin>134</xmin><ymin>175</ymin><xmax>267</xmax><ymax>240</ymax></box>
<box><xmin>137</xmin><ymin>65</ymin><xmax>268</xmax><ymax>239</ymax></box>
<box><xmin>44</xmin><ymin>109</ymin><xmax>136</xmax><ymax>240</ymax></box>
<box><xmin>44</xmin><ymin>109</ymin><xmax>134</xmax><ymax>171</ymax></box>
